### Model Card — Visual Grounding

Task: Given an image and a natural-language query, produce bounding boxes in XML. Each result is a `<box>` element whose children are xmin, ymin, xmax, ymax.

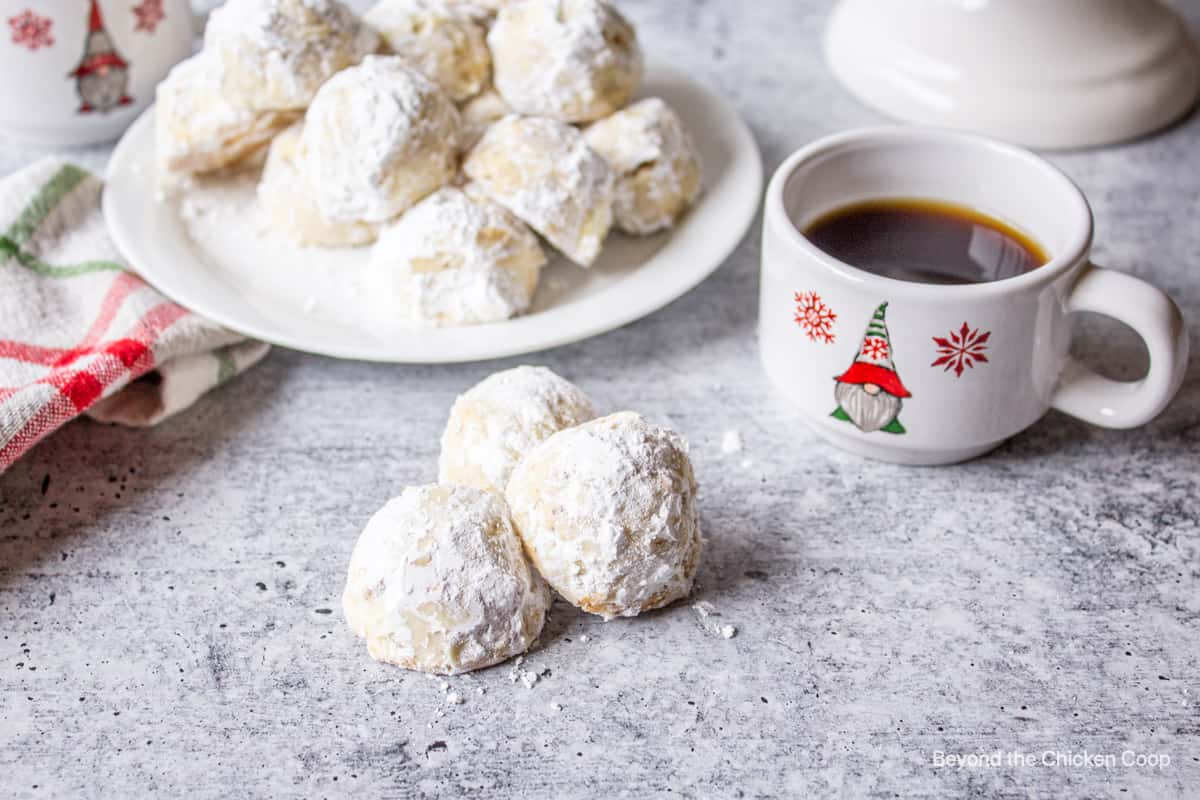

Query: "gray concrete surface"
<box><xmin>2</xmin><ymin>1</ymin><xmax>1200</xmax><ymax>797</ymax></box>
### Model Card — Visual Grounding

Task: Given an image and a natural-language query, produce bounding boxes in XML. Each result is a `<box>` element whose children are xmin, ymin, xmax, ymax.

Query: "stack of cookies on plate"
<box><xmin>156</xmin><ymin>0</ymin><xmax>704</xmax><ymax>328</ymax></box>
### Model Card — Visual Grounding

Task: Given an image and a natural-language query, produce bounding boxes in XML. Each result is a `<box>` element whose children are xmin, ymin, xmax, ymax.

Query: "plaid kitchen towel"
<box><xmin>0</xmin><ymin>158</ymin><xmax>268</xmax><ymax>472</ymax></box>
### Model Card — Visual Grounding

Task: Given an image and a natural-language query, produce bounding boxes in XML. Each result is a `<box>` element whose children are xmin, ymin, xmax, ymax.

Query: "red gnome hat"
<box><xmin>70</xmin><ymin>0</ymin><xmax>130</xmax><ymax>78</ymax></box>
<box><xmin>834</xmin><ymin>302</ymin><xmax>911</xmax><ymax>398</ymax></box>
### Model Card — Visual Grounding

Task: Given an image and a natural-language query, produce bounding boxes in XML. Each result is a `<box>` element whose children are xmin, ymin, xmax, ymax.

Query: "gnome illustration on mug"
<box><xmin>70</xmin><ymin>0</ymin><xmax>133</xmax><ymax>114</ymax></box>
<box><xmin>831</xmin><ymin>302</ymin><xmax>911</xmax><ymax>434</ymax></box>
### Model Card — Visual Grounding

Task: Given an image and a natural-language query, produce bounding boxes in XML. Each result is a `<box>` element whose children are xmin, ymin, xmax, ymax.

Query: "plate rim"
<box><xmin>102</xmin><ymin>62</ymin><xmax>763</xmax><ymax>364</ymax></box>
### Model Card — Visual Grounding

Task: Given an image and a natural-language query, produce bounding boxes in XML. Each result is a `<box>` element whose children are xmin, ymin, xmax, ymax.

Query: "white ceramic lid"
<box><xmin>824</xmin><ymin>0</ymin><xmax>1200</xmax><ymax>149</ymax></box>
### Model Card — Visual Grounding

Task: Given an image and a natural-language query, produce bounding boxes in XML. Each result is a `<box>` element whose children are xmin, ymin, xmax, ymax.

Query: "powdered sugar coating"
<box><xmin>584</xmin><ymin>97</ymin><xmax>703</xmax><ymax>234</ymax></box>
<box><xmin>205</xmin><ymin>0</ymin><xmax>379</xmax><ymax>112</ymax></box>
<box><xmin>342</xmin><ymin>484</ymin><xmax>550</xmax><ymax>675</ymax></box>
<box><xmin>488</xmin><ymin>0</ymin><xmax>643</xmax><ymax>123</ymax></box>
<box><xmin>300</xmin><ymin>56</ymin><xmax>461</xmax><ymax>223</ymax></box>
<box><xmin>258</xmin><ymin>123</ymin><xmax>380</xmax><ymax>246</ymax></box>
<box><xmin>366</xmin><ymin>186</ymin><xmax>546</xmax><ymax>326</ymax></box>
<box><xmin>155</xmin><ymin>53</ymin><xmax>297</xmax><ymax>178</ymax></box>
<box><xmin>366</xmin><ymin>0</ymin><xmax>491</xmax><ymax>102</ymax></box>
<box><xmin>439</xmin><ymin>366</ymin><xmax>597</xmax><ymax>496</ymax></box>
<box><xmin>505</xmin><ymin>411</ymin><xmax>702</xmax><ymax>620</ymax></box>
<box><xmin>464</xmin><ymin>115</ymin><xmax>614</xmax><ymax>266</ymax></box>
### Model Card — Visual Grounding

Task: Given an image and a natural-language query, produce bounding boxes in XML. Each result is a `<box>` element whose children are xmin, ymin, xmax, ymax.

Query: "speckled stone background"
<box><xmin>3</xmin><ymin>1</ymin><xmax>1199</xmax><ymax>797</ymax></box>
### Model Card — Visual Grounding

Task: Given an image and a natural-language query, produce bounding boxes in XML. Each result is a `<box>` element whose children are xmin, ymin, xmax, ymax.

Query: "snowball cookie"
<box><xmin>439</xmin><ymin>365</ymin><xmax>597</xmax><ymax>495</ymax></box>
<box><xmin>458</xmin><ymin>88</ymin><xmax>511</xmax><ymax>152</ymax></box>
<box><xmin>300</xmin><ymin>56</ymin><xmax>461</xmax><ymax>224</ymax></box>
<box><xmin>488</xmin><ymin>0</ymin><xmax>643</xmax><ymax>123</ymax></box>
<box><xmin>342</xmin><ymin>485</ymin><xmax>551</xmax><ymax>674</ymax></box>
<box><xmin>258</xmin><ymin>123</ymin><xmax>380</xmax><ymax>247</ymax></box>
<box><xmin>585</xmin><ymin>98</ymin><xmax>704</xmax><ymax>235</ymax></box>
<box><xmin>366</xmin><ymin>0</ymin><xmax>491</xmax><ymax>102</ymax></box>
<box><xmin>505</xmin><ymin>412</ymin><xmax>702</xmax><ymax>620</ymax></box>
<box><xmin>464</xmin><ymin>115</ymin><xmax>614</xmax><ymax>266</ymax></box>
<box><xmin>204</xmin><ymin>0</ymin><xmax>379</xmax><ymax>112</ymax></box>
<box><xmin>366</xmin><ymin>186</ymin><xmax>546</xmax><ymax>325</ymax></box>
<box><xmin>155</xmin><ymin>53</ymin><xmax>297</xmax><ymax>178</ymax></box>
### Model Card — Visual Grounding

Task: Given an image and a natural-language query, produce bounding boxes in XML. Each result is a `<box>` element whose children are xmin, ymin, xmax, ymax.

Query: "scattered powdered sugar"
<box><xmin>488</xmin><ymin>0</ymin><xmax>643</xmax><ymax>122</ymax></box>
<box><xmin>507</xmin><ymin>655</ymin><xmax>542</xmax><ymax>689</ymax></box>
<box><xmin>505</xmin><ymin>412</ymin><xmax>702</xmax><ymax>620</ymax></box>
<box><xmin>177</xmin><ymin>169</ymin><xmax>379</xmax><ymax>320</ymax></box>
<box><xmin>464</xmin><ymin>115</ymin><xmax>614</xmax><ymax>267</ymax></box>
<box><xmin>721</xmin><ymin>430</ymin><xmax>743</xmax><ymax>455</ymax></box>
<box><xmin>439</xmin><ymin>365</ymin><xmax>597</xmax><ymax>496</ymax></box>
<box><xmin>341</xmin><ymin>485</ymin><xmax>551</xmax><ymax>675</ymax></box>
<box><xmin>366</xmin><ymin>186</ymin><xmax>546</xmax><ymax>327</ymax></box>
<box><xmin>445</xmin><ymin>691</ymin><xmax>465</xmax><ymax>705</ymax></box>
<box><xmin>693</xmin><ymin>601</ymin><xmax>737</xmax><ymax>639</ymax></box>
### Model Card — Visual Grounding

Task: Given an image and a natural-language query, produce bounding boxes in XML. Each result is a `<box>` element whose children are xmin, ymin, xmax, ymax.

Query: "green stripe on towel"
<box><xmin>215</xmin><ymin>348</ymin><xmax>238</xmax><ymax>385</ymax></box>
<box><xmin>0</xmin><ymin>165</ymin><xmax>123</xmax><ymax>278</ymax></box>
<box><xmin>5</xmin><ymin>164</ymin><xmax>90</xmax><ymax>246</ymax></box>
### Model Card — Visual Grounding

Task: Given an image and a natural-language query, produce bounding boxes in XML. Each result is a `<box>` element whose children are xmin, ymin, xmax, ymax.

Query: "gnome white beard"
<box><xmin>79</xmin><ymin>70</ymin><xmax>127</xmax><ymax>112</ymax></box>
<box><xmin>835</xmin><ymin>381</ymin><xmax>901</xmax><ymax>433</ymax></box>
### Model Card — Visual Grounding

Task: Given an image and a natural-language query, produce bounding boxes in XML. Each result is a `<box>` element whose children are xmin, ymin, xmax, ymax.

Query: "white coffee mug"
<box><xmin>759</xmin><ymin>126</ymin><xmax>1188</xmax><ymax>465</ymax></box>
<box><xmin>0</xmin><ymin>0</ymin><xmax>193</xmax><ymax>146</ymax></box>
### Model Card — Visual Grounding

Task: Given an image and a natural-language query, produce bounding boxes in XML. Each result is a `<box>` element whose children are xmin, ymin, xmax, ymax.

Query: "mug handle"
<box><xmin>1050</xmin><ymin>262</ymin><xmax>1188</xmax><ymax>428</ymax></box>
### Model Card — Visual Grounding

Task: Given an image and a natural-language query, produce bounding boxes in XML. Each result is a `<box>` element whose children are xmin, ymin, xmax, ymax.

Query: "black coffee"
<box><xmin>803</xmin><ymin>198</ymin><xmax>1048</xmax><ymax>285</ymax></box>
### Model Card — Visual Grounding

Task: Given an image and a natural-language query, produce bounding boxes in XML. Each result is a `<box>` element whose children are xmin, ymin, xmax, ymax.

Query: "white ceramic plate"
<box><xmin>102</xmin><ymin>62</ymin><xmax>762</xmax><ymax>363</ymax></box>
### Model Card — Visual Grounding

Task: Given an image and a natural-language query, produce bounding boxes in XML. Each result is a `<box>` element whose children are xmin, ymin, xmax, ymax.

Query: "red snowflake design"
<box><xmin>8</xmin><ymin>10</ymin><xmax>54</xmax><ymax>51</ymax></box>
<box><xmin>793</xmin><ymin>291</ymin><xmax>837</xmax><ymax>343</ymax></box>
<box><xmin>931</xmin><ymin>322</ymin><xmax>991</xmax><ymax>377</ymax></box>
<box><xmin>861</xmin><ymin>337</ymin><xmax>889</xmax><ymax>360</ymax></box>
<box><xmin>132</xmin><ymin>0</ymin><xmax>165</xmax><ymax>33</ymax></box>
